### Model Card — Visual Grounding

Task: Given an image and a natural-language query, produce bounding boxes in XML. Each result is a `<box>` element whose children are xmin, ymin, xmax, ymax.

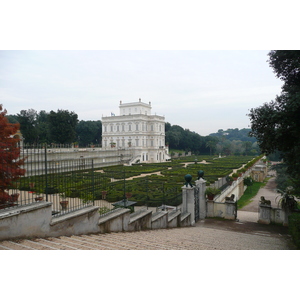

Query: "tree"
<box><xmin>242</xmin><ymin>141</ymin><xmax>252</xmax><ymax>155</ymax></box>
<box><xmin>268</xmin><ymin>50</ymin><xmax>300</xmax><ymax>89</ymax></box>
<box><xmin>0</xmin><ymin>104</ymin><xmax>25</xmax><ymax>207</ymax></box>
<box><xmin>206</xmin><ymin>137</ymin><xmax>218</xmax><ymax>155</ymax></box>
<box><xmin>76</xmin><ymin>120</ymin><xmax>102</xmax><ymax>147</ymax></box>
<box><xmin>165</xmin><ymin>122</ymin><xmax>171</xmax><ymax>132</ymax></box>
<box><xmin>165</xmin><ymin>125</ymin><xmax>184</xmax><ymax>149</ymax></box>
<box><xmin>36</xmin><ymin>110</ymin><xmax>50</xmax><ymax>144</ymax></box>
<box><xmin>16</xmin><ymin>109</ymin><xmax>38</xmax><ymax>144</ymax></box>
<box><xmin>6</xmin><ymin>115</ymin><xmax>18</xmax><ymax>124</ymax></box>
<box><xmin>48</xmin><ymin>110</ymin><xmax>78</xmax><ymax>144</ymax></box>
<box><xmin>249</xmin><ymin>50</ymin><xmax>300</xmax><ymax>194</ymax></box>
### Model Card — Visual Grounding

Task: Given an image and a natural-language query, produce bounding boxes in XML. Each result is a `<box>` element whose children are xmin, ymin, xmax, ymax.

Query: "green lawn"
<box><xmin>237</xmin><ymin>178</ymin><xmax>269</xmax><ymax>209</ymax></box>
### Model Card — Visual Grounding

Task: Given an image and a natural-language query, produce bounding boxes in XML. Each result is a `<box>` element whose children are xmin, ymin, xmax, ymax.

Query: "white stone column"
<box><xmin>195</xmin><ymin>178</ymin><xmax>207</xmax><ymax>220</ymax></box>
<box><xmin>181</xmin><ymin>185</ymin><xmax>195</xmax><ymax>226</ymax></box>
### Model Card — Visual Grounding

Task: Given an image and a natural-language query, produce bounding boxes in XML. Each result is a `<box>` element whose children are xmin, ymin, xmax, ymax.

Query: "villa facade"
<box><xmin>101</xmin><ymin>99</ymin><xmax>170</xmax><ymax>163</ymax></box>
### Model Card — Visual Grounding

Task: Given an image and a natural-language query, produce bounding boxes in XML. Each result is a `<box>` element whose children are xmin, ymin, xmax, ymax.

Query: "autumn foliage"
<box><xmin>0</xmin><ymin>104</ymin><xmax>25</xmax><ymax>207</ymax></box>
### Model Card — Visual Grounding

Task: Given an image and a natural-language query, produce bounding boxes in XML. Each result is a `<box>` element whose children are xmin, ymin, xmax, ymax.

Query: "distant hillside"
<box><xmin>165</xmin><ymin>124</ymin><xmax>260</xmax><ymax>156</ymax></box>
<box><xmin>209</xmin><ymin>128</ymin><xmax>256</xmax><ymax>142</ymax></box>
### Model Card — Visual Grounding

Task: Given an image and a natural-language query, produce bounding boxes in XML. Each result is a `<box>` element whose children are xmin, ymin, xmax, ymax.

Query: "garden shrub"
<box><xmin>16</xmin><ymin>154</ymin><xmax>262</xmax><ymax>208</ymax></box>
<box><xmin>99</xmin><ymin>206</ymin><xmax>112</xmax><ymax>215</ymax></box>
<box><xmin>288</xmin><ymin>213</ymin><xmax>300</xmax><ymax>249</ymax></box>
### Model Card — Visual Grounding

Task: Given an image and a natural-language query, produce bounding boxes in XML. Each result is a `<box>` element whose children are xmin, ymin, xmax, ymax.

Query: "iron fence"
<box><xmin>1</xmin><ymin>144</ymin><xmax>182</xmax><ymax>217</ymax></box>
<box><xmin>1</xmin><ymin>145</ymin><xmax>95</xmax><ymax>217</ymax></box>
<box><xmin>90</xmin><ymin>170</ymin><xmax>182</xmax><ymax>215</ymax></box>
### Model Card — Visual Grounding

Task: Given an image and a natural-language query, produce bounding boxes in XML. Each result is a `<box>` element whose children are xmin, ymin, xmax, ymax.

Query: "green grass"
<box><xmin>237</xmin><ymin>178</ymin><xmax>270</xmax><ymax>209</ymax></box>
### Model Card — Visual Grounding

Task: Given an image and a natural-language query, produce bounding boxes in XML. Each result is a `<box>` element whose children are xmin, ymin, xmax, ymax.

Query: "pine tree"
<box><xmin>0</xmin><ymin>104</ymin><xmax>25</xmax><ymax>208</ymax></box>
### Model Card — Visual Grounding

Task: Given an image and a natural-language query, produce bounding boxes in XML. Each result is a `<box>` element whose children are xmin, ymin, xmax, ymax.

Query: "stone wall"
<box><xmin>258</xmin><ymin>204</ymin><xmax>290</xmax><ymax>226</ymax></box>
<box><xmin>0</xmin><ymin>203</ymin><xmax>191</xmax><ymax>241</ymax></box>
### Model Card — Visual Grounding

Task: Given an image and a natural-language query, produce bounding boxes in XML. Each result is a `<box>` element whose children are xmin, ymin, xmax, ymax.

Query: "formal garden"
<box><xmin>16</xmin><ymin>154</ymin><xmax>262</xmax><ymax>210</ymax></box>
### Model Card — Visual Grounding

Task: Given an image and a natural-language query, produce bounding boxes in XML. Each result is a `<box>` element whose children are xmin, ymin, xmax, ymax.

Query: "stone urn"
<box><xmin>10</xmin><ymin>193</ymin><xmax>20</xmax><ymax>202</ymax></box>
<box><xmin>125</xmin><ymin>192</ymin><xmax>132</xmax><ymax>199</ymax></box>
<box><xmin>35</xmin><ymin>196</ymin><xmax>44</xmax><ymax>201</ymax></box>
<box><xmin>60</xmin><ymin>200</ymin><xmax>69</xmax><ymax>210</ymax></box>
<box><xmin>101</xmin><ymin>191</ymin><xmax>107</xmax><ymax>200</ymax></box>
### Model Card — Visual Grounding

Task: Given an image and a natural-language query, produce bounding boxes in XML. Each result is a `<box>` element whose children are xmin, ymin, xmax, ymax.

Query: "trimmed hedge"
<box><xmin>17</xmin><ymin>154</ymin><xmax>262</xmax><ymax>208</ymax></box>
<box><xmin>288</xmin><ymin>213</ymin><xmax>300</xmax><ymax>249</ymax></box>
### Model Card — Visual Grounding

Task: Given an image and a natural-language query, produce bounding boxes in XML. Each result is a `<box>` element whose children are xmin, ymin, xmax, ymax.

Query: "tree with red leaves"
<box><xmin>0</xmin><ymin>104</ymin><xmax>25</xmax><ymax>208</ymax></box>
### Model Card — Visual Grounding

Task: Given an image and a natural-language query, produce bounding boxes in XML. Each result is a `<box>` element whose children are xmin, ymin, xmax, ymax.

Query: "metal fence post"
<box><xmin>92</xmin><ymin>159</ymin><xmax>95</xmax><ymax>206</ymax></box>
<box><xmin>44</xmin><ymin>144</ymin><xmax>48</xmax><ymax>202</ymax></box>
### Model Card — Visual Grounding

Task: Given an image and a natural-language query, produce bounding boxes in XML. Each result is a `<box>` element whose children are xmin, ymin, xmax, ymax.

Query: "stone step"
<box><xmin>0</xmin><ymin>222</ymin><xmax>291</xmax><ymax>250</ymax></box>
<box><xmin>1</xmin><ymin>240</ymin><xmax>36</xmax><ymax>250</ymax></box>
<box><xmin>0</xmin><ymin>226</ymin><xmax>211</xmax><ymax>250</ymax></box>
<box><xmin>106</xmin><ymin>231</ymin><xmax>182</xmax><ymax>250</ymax></box>
<box><xmin>79</xmin><ymin>234</ymin><xmax>132</xmax><ymax>250</ymax></box>
<box><xmin>34</xmin><ymin>238</ymin><xmax>80</xmax><ymax>250</ymax></box>
<box><xmin>66</xmin><ymin>235</ymin><xmax>127</xmax><ymax>250</ymax></box>
<box><xmin>54</xmin><ymin>236</ymin><xmax>105</xmax><ymax>250</ymax></box>
<box><xmin>17</xmin><ymin>239</ymin><xmax>59</xmax><ymax>250</ymax></box>
<box><xmin>87</xmin><ymin>232</ymin><xmax>169</xmax><ymax>250</ymax></box>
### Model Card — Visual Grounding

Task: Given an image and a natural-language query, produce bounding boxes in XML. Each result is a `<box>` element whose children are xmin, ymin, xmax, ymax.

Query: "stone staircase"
<box><xmin>0</xmin><ymin>222</ymin><xmax>293</xmax><ymax>250</ymax></box>
<box><xmin>0</xmin><ymin>228</ymin><xmax>198</xmax><ymax>250</ymax></box>
<box><xmin>0</xmin><ymin>205</ymin><xmax>195</xmax><ymax>250</ymax></box>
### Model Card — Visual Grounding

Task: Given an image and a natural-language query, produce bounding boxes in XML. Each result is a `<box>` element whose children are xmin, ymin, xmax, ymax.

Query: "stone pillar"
<box><xmin>181</xmin><ymin>185</ymin><xmax>195</xmax><ymax>226</ymax></box>
<box><xmin>206</xmin><ymin>200</ymin><xmax>214</xmax><ymax>217</ymax></box>
<box><xmin>258</xmin><ymin>204</ymin><xmax>271</xmax><ymax>224</ymax></box>
<box><xmin>225</xmin><ymin>201</ymin><xmax>236</xmax><ymax>220</ymax></box>
<box><xmin>195</xmin><ymin>178</ymin><xmax>207</xmax><ymax>220</ymax></box>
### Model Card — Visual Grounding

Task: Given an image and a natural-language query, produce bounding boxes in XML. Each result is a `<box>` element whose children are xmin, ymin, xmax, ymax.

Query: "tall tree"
<box><xmin>48</xmin><ymin>110</ymin><xmax>78</xmax><ymax>144</ymax></box>
<box><xmin>76</xmin><ymin>120</ymin><xmax>102</xmax><ymax>146</ymax></box>
<box><xmin>205</xmin><ymin>137</ymin><xmax>218</xmax><ymax>155</ymax></box>
<box><xmin>249</xmin><ymin>50</ymin><xmax>300</xmax><ymax>193</ymax></box>
<box><xmin>36</xmin><ymin>110</ymin><xmax>50</xmax><ymax>144</ymax></box>
<box><xmin>0</xmin><ymin>104</ymin><xmax>25</xmax><ymax>207</ymax></box>
<box><xmin>16</xmin><ymin>109</ymin><xmax>38</xmax><ymax>144</ymax></box>
<box><xmin>242</xmin><ymin>141</ymin><xmax>252</xmax><ymax>155</ymax></box>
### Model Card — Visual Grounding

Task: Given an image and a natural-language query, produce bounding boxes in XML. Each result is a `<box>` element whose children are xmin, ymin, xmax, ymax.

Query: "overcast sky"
<box><xmin>1</xmin><ymin>1</ymin><xmax>294</xmax><ymax>137</ymax></box>
<box><xmin>0</xmin><ymin>50</ymin><xmax>283</xmax><ymax>136</ymax></box>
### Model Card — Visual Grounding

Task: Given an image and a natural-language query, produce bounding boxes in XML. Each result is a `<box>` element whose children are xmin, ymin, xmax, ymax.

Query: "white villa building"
<box><xmin>101</xmin><ymin>99</ymin><xmax>170</xmax><ymax>164</ymax></box>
